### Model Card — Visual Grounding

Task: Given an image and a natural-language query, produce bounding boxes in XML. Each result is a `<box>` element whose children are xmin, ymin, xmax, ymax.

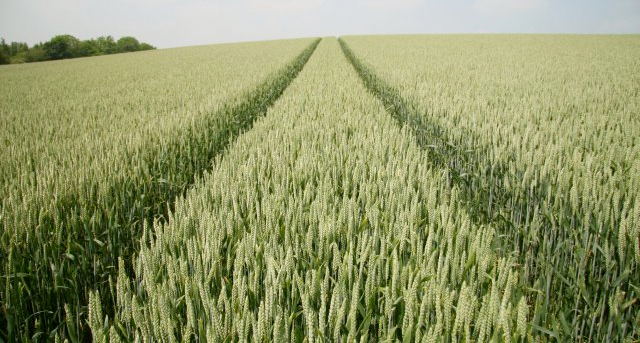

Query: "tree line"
<box><xmin>0</xmin><ymin>34</ymin><xmax>155</xmax><ymax>64</ymax></box>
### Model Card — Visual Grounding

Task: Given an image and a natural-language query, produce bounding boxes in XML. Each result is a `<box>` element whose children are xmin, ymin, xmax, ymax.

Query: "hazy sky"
<box><xmin>1</xmin><ymin>0</ymin><xmax>639</xmax><ymax>48</ymax></box>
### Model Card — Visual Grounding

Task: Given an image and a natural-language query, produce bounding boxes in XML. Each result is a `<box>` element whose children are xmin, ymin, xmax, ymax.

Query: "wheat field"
<box><xmin>1</xmin><ymin>35</ymin><xmax>638</xmax><ymax>342</ymax></box>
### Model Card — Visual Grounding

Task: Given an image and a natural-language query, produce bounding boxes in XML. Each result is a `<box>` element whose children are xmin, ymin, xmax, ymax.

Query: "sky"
<box><xmin>1</xmin><ymin>0</ymin><xmax>639</xmax><ymax>48</ymax></box>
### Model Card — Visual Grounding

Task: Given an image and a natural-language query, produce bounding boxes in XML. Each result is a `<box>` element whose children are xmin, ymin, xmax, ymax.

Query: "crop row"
<box><xmin>342</xmin><ymin>35</ymin><xmax>640</xmax><ymax>341</ymax></box>
<box><xmin>94</xmin><ymin>37</ymin><xmax>528</xmax><ymax>342</ymax></box>
<box><xmin>1</xmin><ymin>38</ymin><xmax>319</xmax><ymax>341</ymax></box>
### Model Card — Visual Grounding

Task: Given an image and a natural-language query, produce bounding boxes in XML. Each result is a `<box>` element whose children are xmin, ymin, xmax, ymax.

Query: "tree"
<box><xmin>9</xmin><ymin>42</ymin><xmax>29</xmax><ymax>56</ymax></box>
<box><xmin>25</xmin><ymin>44</ymin><xmax>47</xmax><ymax>62</ymax></box>
<box><xmin>78</xmin><ymin>39</ymin><xmax>99</xmax><ymax>57</ymax></box>
<box><xmin>8</xmin><ymin>42</ymin><xmax>29</xmax><ymax>63</ymax></box>
<box><xmin>139</xmin><ymin>42</ymin><xmax>155</xmax><ymax>51</ymax></box>
<box><xmin>116</xmin><ymin>36</ymin><xmax>140</xmax><ymax>53</ymax></box>
<box><xmin>0</xmin><ymin>39</ymin><xmax>9</xmax><ymax>64</ymax></box>
<box><xmin>1</xmin><ymin>34</ymin><xmax>155</xmax><ymax>64</ymax></box>
<box><xmin>95</xmin><ymin>36</ymin><xmax>117</xmax><ymax>55</ymax></box>
<box><xmin>43</xmin><ymin>34</ymin><xmax>81</xmax><ymax>60</ymax></box>
<box><xmin>0</xmin><ymin>51</ymin><xmax>9</xmax><ymax>64</ymax></box>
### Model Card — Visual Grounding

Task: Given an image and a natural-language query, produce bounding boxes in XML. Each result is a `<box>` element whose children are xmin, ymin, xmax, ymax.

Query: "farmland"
<box><xmin>342</xmin><ymin>35</ymin><xmax>640</xmax><ymax>341</ymax></box>
<box><xmin>1</xmin><ymin>35</ymin><xmax>639</xmax><ymax>341</ymax></box>
<box><xmin>1</xmin><ymin>38</ymin><xmax>318</xmax><ymax>340</ymax></box>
